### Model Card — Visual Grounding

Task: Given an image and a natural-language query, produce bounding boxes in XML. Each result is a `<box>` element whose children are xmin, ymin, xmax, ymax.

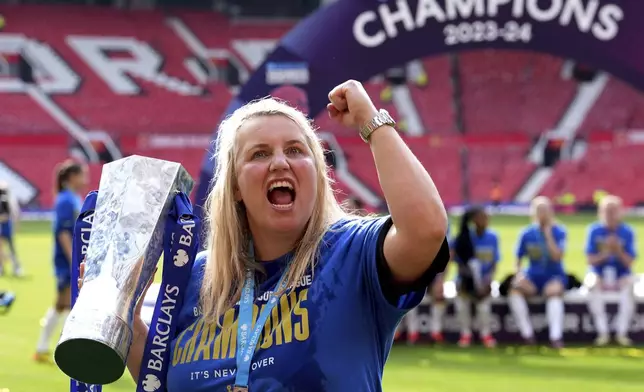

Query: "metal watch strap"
<box><xmin>359</xmin><ymin>109</ymin><xmax>396</xmax><ymax>143</ymax></box>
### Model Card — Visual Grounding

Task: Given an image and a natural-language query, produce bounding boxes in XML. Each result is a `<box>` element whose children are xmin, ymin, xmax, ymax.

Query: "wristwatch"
<box><xmin>359</xmin><ymin>109</ymin><xmax>396</xmax><ymax>143</ymax></box>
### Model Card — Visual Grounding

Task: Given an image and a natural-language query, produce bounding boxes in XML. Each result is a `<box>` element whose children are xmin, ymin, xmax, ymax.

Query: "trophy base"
<box><xmin>55</xmin><ymin>310</ymin><xmax>132</xmax><ymax>385</ymax></box>
<box><xmin>55</xmin><ymin>338</ymin><xmax>126</xmax><ymax>385</ymax></box>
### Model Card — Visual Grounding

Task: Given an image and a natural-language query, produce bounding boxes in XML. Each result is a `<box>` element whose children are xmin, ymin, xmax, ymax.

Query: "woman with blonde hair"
<box><xmin>81</xmin><ymin>80</ymin><xmax>449</xmax><ymax>391</ymax></box>
<box><xmin>585</xmin><ymin>195</ymin><xmax>636</xmax><ymax>346</ymax></box>
<box><xmin>508</xmin><ymin>196</ymin><xmax>568</xmax><ymax>348</ymax></box>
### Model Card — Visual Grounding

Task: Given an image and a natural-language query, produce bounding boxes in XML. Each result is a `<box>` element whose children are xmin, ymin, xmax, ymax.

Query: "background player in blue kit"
<box><xmin>34</xmin><ymin>160</ymin><xmax>87</xmax><ymax>362</ymax></box>
<box><xmin>0</xmin><ymin>181</ymin><xmax>23</xmax><ymax>277</ymax></box>
<box><xmin>453</xmin><ymin>206</ymin><xmax>499</xmax><ymax>348</ymax></box>
<box><xmin>585</xmin><ymin>195</ymin><xmax>637</xmax><ymax>347</ymax></box>
<box><xmin>427</xmin><ymin>222</ymin><xmax>449</xmax><ymax>344</ymax></box>
<box><xmin>508</xmin><ymin>196</ymin><xmax>567</xmax><ymax>348</ymax></box>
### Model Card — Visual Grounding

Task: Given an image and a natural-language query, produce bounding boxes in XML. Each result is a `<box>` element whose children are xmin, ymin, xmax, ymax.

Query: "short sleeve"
<box><xmin>55</xmin><ymin>198</ymin><xmax>77</xmax><ymax>234</ymax></box>
<box><xmin>585</xmin><ymin>225</ymin><xmax>598</xmax><ymax>255</ymax></box>
<box><xmin>492</xmin><ymin>233</ymin><xmax>500</xmax><ymax>264</ymax></box>
<box><xmin>555</xmin><ymin>226</ymin><xmax>567</xmax><ymax>251</ymax></box>
<box><xmin>624</xmin><ymin>227</ymin><xmax>637</xmax><ymax>259</ymax></box>
<box><xmin>515</xmin><ymin>229</ymin><xmax>527</xmax><ymax>259</ymax></box>
<box><xmin>353</xmin><ymin>216</ymin><xmax>449</xmax><ymax>315</ymax></box>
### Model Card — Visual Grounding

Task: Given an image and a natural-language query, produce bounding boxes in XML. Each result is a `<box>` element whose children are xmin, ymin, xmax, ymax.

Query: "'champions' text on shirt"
<box><xmin>173</xmin><ymin>288</ymin><xmax>310</xmax><ymax>365</ymax></box>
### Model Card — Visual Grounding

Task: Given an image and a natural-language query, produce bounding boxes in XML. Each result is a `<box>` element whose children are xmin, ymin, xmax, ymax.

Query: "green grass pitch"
<box><xmin>1</xmin><ymin>214</ymin><xmax>644</xmax><ymax>391</ymax></box>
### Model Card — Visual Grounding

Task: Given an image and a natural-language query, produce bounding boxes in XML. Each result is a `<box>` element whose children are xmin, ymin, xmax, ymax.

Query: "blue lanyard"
<box><xmin>136</xmin><ymin>192</ymin><xmax>200</xmax><ymax>392</ymax></box>
<box><xmin>234</xmin><ymin>245</ymin><xmax>289</xmax><ymax>390</ymax></box>
<box><xmin>70</xmin><ymin>191</ymin><xmax>101</xmax><ymax>392</ymax></box>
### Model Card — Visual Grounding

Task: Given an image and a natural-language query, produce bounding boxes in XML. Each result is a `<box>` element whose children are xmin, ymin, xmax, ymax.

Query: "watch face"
<box><xmin>379</xmin><ymin>109</ymin><xmax>393</xmax><ymax>123</ymax></box>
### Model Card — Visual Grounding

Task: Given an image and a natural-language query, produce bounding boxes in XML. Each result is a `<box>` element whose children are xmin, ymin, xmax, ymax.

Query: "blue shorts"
<box><xmin>56</xmin><ymin>272</ymin><xmax>71</xmax><ymax>293</ymax></box>
<box><xmin>0</xmin><ymin>221</ymin><xmax>12</xmax><ymax>239</ymax></box>
<box><xmin>591</xmin><ymin>265</ymin><xmax>631</xmax><ymax>280</ymax></box>
<box><xmin>526</xmin><ymin>272</ymin><xmax>568</xmax><ymax>295</ymax></box>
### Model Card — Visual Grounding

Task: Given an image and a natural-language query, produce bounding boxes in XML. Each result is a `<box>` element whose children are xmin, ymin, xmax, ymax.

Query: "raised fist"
<box><xmin>327</xmin><ymin>80</ymin><xmax>379</xmax><ymax>130</ymax></box>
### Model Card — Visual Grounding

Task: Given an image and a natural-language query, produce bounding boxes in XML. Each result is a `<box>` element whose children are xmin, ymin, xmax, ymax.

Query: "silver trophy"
<box><xmin>54</xmin><ymin>155</ymin><xmax>194</xmax><ymax>385</ymax></box>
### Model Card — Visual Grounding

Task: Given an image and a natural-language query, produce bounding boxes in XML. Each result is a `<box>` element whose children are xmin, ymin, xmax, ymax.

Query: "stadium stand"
<box><xmin>459</xmin><ymin>50</ymin><xmax>576</xmax><ymax>136</ymax></box>
<box><xmin>0</xmin><ymin>134</ymin><xmax>70</xmax><ymax>207</ymax></box>
<box><xmin>409</xmin><ymin>57</ymin><xmax>456</xmax><ymax>135</ymax></box>
<box><xmin>0</xmin><ymin>94</ymin><xmax>65</xmax><ymax>134</ymax></box>
<box><xmin>540</xmin><ymin>143</ymin><xmax>644</xmax><ymax>206</ymax></box>
<box><xmin>467</xmin><ymin>144</ymin><xmax>536</xmax><ymax>204</ymax></box>
<box><xmin>0</xmin><ymin>5</ymin><xmax>230</xmax><ymax>136</ymax></box>
<box><xmin>336</xmin><ymin>136</ymin><xmax>462</xmax><ymax>206</ymax></box>
<box><xmin>2</xmin><ymin>4</ymin><xmax>644</xmax><ymax>211</ymax></box>
<box><xmin>579</xmin><ymin>77</ymin><xmax>644</xmax><ymax>134</ymax></box>
<box><xmin>174</xmin><ymin>9</ymin><xmax>291</xmax><ymax>50</ymax></box>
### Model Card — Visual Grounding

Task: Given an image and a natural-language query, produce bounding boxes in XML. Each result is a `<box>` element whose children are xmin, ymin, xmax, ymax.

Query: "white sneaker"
<box><xmin>13</xmin><ymin>267</ymin><xmax>24</xmax><ymax>278</ymax></box>
<box><xmin>594</xmin><ymin>335</ymin><xmax>610</xmax><ymax>347</ymax></box>
<box><xmin>616</xmin><ymin>335</ymin><xmax>632</xmax><ymax>347</ymax></box>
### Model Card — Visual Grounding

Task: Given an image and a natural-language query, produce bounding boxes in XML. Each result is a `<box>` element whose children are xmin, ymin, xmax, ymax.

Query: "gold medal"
<box><xmin>233</xmin><ymin>387</ymin><xmax>248</xmax><ymax>392</ymax></box>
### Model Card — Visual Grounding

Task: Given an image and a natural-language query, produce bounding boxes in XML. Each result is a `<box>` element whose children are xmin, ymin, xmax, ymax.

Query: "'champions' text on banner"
<box><xmin>353</xmin><ymin>0</ymin><xmax>624</xmax><ymax>48</ymax></box>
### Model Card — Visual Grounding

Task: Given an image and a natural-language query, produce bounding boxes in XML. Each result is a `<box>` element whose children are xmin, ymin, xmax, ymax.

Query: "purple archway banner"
<box><xmin>196</xmin><ymin>0</ymin><xmax>643</xmax><ymax>213</ymax></box>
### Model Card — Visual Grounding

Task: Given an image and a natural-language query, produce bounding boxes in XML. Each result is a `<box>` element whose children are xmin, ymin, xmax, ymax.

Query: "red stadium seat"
<box><xmin>0</xmin><ymin>5</ymin><xmax>231</xmax><ymax>137</ymax></box>
<box><xmin>0</xmin><ymin>144</ymin><xmax>71</xmax><ymax>207</ymax></box>
<box><xmin>0</xmin><ymin>94</ymin><xmax>65</xmax><ymax>134</ymax></box>
<box><xmin>467</xmin><ymin>145</ymin><xmax>536</xmax><ymax>204</ymax></box>
<box><xmin>459</xmin><ymin>50</ymin><xmax>576</xmax><ymax>136</ymax></box>
<box><xmin>409</xmin><ymin>57</ymin><xmax>456</xmax><ymax>135</ymax></box>
<box><xmin>335</xmin><ymin>136</ymin><xmax>462</xmax><ymax>206</ymax></box>
<box><xmin>579</xmin><ymin>77</ymin><xmax>644</xmax><ymax>134</ymax></box>
<box><xmin>541</xmin><ymin>144</ymin><xmax>644</xmax><ymax>205</ymax></box>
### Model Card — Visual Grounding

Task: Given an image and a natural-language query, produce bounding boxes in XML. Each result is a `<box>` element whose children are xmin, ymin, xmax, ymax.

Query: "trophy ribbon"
<box><xmin>70</xmin><ymin>191</ymin><xmax>102</xmax><ymax>392</ymax></box>
<box><xmin>136</xmin><ymin>192</ymin><xmax>200</xmax><ymax>392</ymax></box>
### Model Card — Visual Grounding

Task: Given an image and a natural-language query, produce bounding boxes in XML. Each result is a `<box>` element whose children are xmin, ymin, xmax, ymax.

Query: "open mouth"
<box><xmin>267</xmin><ymin>180</ymin><xmax>296</xmax><ymax>210</ymax></box>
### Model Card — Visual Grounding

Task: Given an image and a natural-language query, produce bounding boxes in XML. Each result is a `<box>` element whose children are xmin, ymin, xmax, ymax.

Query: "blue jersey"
<box><xmin>585</xmin><ymin>222</ymin><xmax>636</xmax><ymax>277</ymax></box>
<box><xmin>167</xmin><ymin>217</ymin><xmax>431</xmax><ymax>391</ymax></box>
<box><xmin>516</xmin><ymin>223</ymin><xmax>566</xmax><ymax>277</ymax></box>
<box><xmin>454</xmin><ymin>229</ymin><xmax>500</xmax><ymax>277</ymax></box>
<box><xmin>53</xmin><ymin>189</ymin><xmax>81</xmax><ymax>276</ymax></box>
